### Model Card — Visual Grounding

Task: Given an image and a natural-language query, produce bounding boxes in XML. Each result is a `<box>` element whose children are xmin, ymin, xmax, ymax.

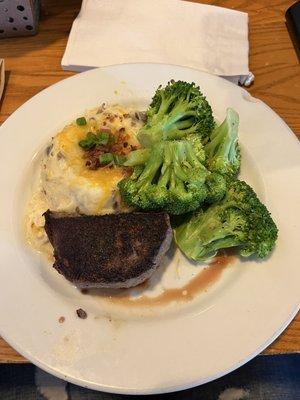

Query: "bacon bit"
<box><xmin>81</xmin><ymin>125</ymin><xmax>137</xmax><ymax>170</ymax></box>
<box><xmin>85</xmin><ymin>146</ymin><xmax>107</xmax><ymax>158</ymax></box>
<box><xmin>84</xmin><ymin>145</ymin><xmax>106</xmax><ymax>169</ymax></box>
<box><xmin>105</xmin><ymin>113</ymin><xmax>116</xmax><ymax>123</ymax></box>
<box><xmin>113</xmin><ymin>130</ymin><xmax>120</xmax><ymax>141</ymax></box>
<box><xmin>109</xmin><ymin>130</ymin><xmax>133</xmax><ymax>156</ymax></box>
<box><xmin>81</xmin><ymin>289</ymin><xmax>89</xmax><ymax>295</ymax></box>
<box><xmin>99</xmin><ymin>127</ymin><xmax>111</xmax><ymax>133</ymax></box>
<box><xmin>86</xmin><ymin>158</ymin><xmax>100</xmax><ymax>170</ymax></box>
<box><xmin>123</xmin><ymin>167</ymin><xmax>133</xmax><ymax>177</ymax></box>
<box><xmin>59</xmin><ymin>316</ymin><xmax>65</xmax><ymax>323</ymax></box>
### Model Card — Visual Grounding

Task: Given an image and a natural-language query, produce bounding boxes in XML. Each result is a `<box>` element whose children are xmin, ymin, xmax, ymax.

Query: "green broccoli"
<box><xmin>205</xmin><ymin>108</ymin><xmax>240</xmax><ymax>177</ymax></box>
<box><xmin>205</xmin><ymin>172</ymin><xmax>227</xmax><ymax>204</ymax></box>
<box><xmin>184</xmin><ymin>133</ymin><xmax>206</xmax><ymax>164</ymax></box>
<box><xmin>137</xmin><ymin>80</ymin><xmax>214</xmax><ymax>147</ymax></box>
<box><xmin>174</xmin><ymin>180</ymin><xmax>278</xmax><ymax>261</ymax></box>
<box><xmin>118</xmin><ymin>139</ymin><xmax>208</xmax><ymax>215</ymax></box>
<box><xmin>124</xmin><ymin>134</ymin><xmax>206</xmax><ymax>166</ymax></box>
<box><xmin>123</xmin><ymin>148</ymin><xmax>151</xmax><ymax>166</ymax></box>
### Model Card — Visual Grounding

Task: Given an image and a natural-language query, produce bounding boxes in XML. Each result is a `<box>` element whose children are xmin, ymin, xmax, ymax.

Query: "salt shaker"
<box><xmin>0</xmin><ymin>0</ymin><xmax>40</xmax><ymax>38</ymax></box>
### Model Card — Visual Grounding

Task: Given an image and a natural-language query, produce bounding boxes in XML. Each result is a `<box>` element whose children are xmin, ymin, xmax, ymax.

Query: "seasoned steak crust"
<box><xmin>44</xmin><ymin>210</ymin><xmax>172</xmax><ymax>288</ymax></box>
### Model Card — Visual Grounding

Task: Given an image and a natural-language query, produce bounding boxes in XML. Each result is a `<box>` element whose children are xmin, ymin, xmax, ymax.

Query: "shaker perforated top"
<box><xmin>0</xmin><ymin>0</ymin><xmax>40</xmax><ymax>38</ymax></box>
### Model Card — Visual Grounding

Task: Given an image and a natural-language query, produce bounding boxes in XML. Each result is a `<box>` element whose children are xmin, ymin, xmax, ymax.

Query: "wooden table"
<box><xmin>0</xmin><ymin>0</ymin><xmax>299</xmax><ymax>363</ymax></box>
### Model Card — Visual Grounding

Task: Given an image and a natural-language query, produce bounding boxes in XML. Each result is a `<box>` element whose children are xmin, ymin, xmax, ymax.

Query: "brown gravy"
<box><xmin>105</xmin><ymin>252</ymin><xmax>236</xmax><ymax>307</ymax></box>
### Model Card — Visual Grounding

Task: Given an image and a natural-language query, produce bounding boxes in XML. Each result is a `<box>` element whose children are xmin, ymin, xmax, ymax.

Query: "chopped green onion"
<box><xmin>76</xmin><ymin>117</ymin><xmax>87</xmax><ymax>126</ymax></box>
<box><xmin>97</xmin><ymin>132</ymin><xmax>109</xmax><ymax>145</ymax></box>
<box><xmin>113</xmin><ymin>154</ymin><xmax>126</xmax><ymax>165</ymax></box>
<box><xmin>78</xmin><ymin>132</ymin><xmax>97</xmax><ymax>150</ymax></box>
<box><xmin>86</xmin><ymin>132</ymin><xmax>96</xmax><ymax>140</ymax></box>
<box><xmin>78</xmin><ymin>131</ymin><xmax>111</xmax><ymax>150</ymax></box>
<box><xmin>99</xmin><ymin>153</ymin><xmax>114</xmax><ymax>165</ymax></box>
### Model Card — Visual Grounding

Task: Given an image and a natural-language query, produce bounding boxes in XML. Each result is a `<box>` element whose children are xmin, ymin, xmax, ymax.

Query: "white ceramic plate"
<box><xmin>0</xmin><ymin>64</ymin><xmax>299</xmax><ymax>395</ymax></box>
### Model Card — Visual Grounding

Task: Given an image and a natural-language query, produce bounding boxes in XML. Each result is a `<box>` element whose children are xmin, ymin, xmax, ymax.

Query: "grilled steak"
<box><xmin>44</xmin><ymin>210</ymin><xmax>172</xmax><ymax>288</ymax></box>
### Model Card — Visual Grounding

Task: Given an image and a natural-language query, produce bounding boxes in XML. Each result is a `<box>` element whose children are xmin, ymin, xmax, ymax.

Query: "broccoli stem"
<box><xmin>124</xmin><ymin>148</ymin><xmax>150</xmax><ymax>166</ymax></box>
<box><xmin>205</xmin><ymin>108</ymin><xmax>238</xmax><ymax>160</ymax></box>
<box><xmin>158</xmin><ymin>166</ymin><xmax>171</xmax><ymax>188</ymax></box>
<box><xmin>136</xmin><ymin>151</ymin><xmax>163</xmax><ymax>189</ymax></box>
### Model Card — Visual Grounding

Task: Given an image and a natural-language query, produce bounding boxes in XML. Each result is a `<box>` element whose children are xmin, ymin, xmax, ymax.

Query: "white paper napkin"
<box><xmin>62</xmin><ymin>0</ymin><xmax>254</xmax><ymax>85</ymax></box>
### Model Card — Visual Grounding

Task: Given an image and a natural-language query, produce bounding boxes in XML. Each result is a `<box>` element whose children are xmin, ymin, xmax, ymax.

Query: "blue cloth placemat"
<box><xmin>0</xmin><ymin>354</ymin><xmax>299</xmax><ymax>400</ymax></box>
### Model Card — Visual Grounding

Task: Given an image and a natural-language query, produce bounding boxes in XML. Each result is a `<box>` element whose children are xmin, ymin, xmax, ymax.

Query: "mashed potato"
<box><xmin>25</xmin><ymin>104</ymin><xmax>145</xmax><ymax>253</ymax></box>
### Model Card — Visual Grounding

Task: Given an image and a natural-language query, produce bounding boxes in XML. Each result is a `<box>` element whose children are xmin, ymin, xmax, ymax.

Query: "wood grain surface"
<box><xmin>0</xmin><ymin>0</ymin><xmax>299</xmax><ymax>363</ymax></box>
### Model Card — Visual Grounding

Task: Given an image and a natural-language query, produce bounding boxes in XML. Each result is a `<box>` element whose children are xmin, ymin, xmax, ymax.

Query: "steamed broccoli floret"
<box><xmin>184</xmin><ymin>133</ymin><xmax>206</xmax><ymax>164</ymax></box>
<box><xmin>205</xmin><ymin>172</ymin><xmax>227</xmax><ymax>204</ymax></box>
<box><xmin>137</xmin><ymin>80</ymin><xmax>214</xmax><ymax>147</ymax></box>
<box><xmin>205</xmin><ymin>108</ymin><xmax>240</xmax><ymax>177</ymax></box>
<box><xmin>124</xmin><ymin>136</ymin><xmax>206</xmax><ymax>167</ymax></box>
<box><xmin>175</xmin><ymin>180</ymin><xmax>278</xmax><ymax>261</ymax></box>
<box><xmin>118</xmin><ymin>139</ymin><xmax>208</xmax><ymax>215</ymax></box>
<box><xmin>123</xmin><ymin>148</ymin><xmax>151</xmax><ymax>166</ymax></box>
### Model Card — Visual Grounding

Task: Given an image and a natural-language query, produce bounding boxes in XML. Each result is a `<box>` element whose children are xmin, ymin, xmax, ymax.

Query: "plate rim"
<box><xmin>0</xmin><ymin>303</ymin><xmax>299</xmax><ymax>395</ymax></box>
